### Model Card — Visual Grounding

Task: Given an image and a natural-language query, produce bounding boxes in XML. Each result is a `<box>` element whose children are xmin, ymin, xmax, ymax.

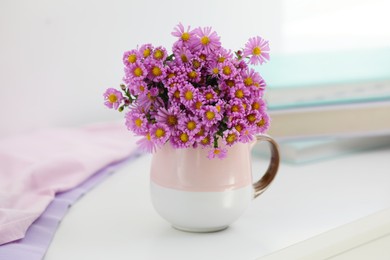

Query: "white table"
<box><xmin>45</xmin><ymin>147</ymin><xmax>390</xmax><ymax>260</ymax></box>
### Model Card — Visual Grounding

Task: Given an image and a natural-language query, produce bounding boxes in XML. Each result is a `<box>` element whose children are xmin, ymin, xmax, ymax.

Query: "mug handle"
<box><xmin>252</xmin><ymin>135</ymin><xmax>280</xmax><ymax>198</ymax></box>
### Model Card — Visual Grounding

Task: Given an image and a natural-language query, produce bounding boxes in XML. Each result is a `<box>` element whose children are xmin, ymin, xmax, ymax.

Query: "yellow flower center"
<box><xmin>187</xmin><ymin>121</ymin><xmax>196</xmax><ymax>130</ymax></box>
<box><xmin>244</xmin><ymin>77</ymin><xmax>253</xmax><ymax>86</ymax></box>
<box><xmin>155</xmin><ymin>128</ymin><xmax>165</xmax><ymax>138</ymax></box>
<box><xmin>134</xmin><ymin>67</ymin><xmax>143</xmax><ymax>77</ymax></box>
<box><xmin>247</xmin><ymin>114</ymin><xmax>256</xmax><ymax>122</ymax></box>
<box><xmin>222</xmin><ymin>66</ymin><xmax>231</xmax><ymax>75</ymax></box>
<box><xmin>146</xmin><ymin>133</ymin><xmax>151</xmax><ymax>141</ymax></box>
<box><xmin>214</xmin><ymin>149</ymin><xmax>221</xmax><ymax>155</ymax></box>
<box><xmin>205</xmin><ymin>92</ymin><xmax>213</xmax><ymax>100</ymax></box>
<box><xmin>201</xmin><ymin>136</ymin><xmax>209</xmax><ymax>145</ymax></box>
<box><xmin>128</xmin><ymin>54</ymin><xmax>137</xmax><ymax>63</ymax></box>
<box><xmin>199</xmin><ymin>54</ymin><xmax>207</xmax><ymax>61</ymax></box>
<box><xmin>226</xmin><ymin>133</ymin><xmax>237</xmax><ymax>144</ymax></box>
<box><xmin>153</xmin><ymin>50</ymin><xmax>164</xmax><ymax>60</ymax></box>
<box><xmin>200</xmin><ymin>36</ymin><xmax>210</xmax><ymax>45</ymax></box>
<box><xmin>188</xmin><ymin>71</ymin><xmax>197</xmax><ymax>79</ymax></box>
<box><xmin>257</xmin><ymin>118</ymin><xmax>266</xmax><ymax>127</ymax></box>
<box><xmin>252</xmin><ymin>46</ymin><xmax>261</xmax><ymax>56</ymax></box>
<box><xmin>181</xmin><ymin>32</ymin><xmax>190</xmax><ymax>41</ymax></box>
<box><xmin>235</xmin><ymin>89</ymin><xmax>244</xmax><ymax>98</ymax></box>
<box><xmin>135</xmin><ymin>118</ymin><xmax>142</xmax><ymax>127</ymax></box>
<box><xmin>143</xmin><ymin>48</ymin><xmax>151</xmax><ymax>58</ymax></box>
<box><xmin>152</xmin><ymin>66</ymin><xmax>162</xmax><ymax>76</ymax></box>
<box><xmin>206</xmin><ymin>111</ymin><xmax>215</xmax><ymax>120</ymax></box>
<box><xmin>174</xmin><ymin>90</ymin><xmax>180</xmax><ymax>99</ymax></box>
<box><xmin>181</xmin><ymin>54</ymin><xmax>188</xmax><ymax>63</ymax></box>
<box><xmin>184</xmin><ymin>90</ymin><xmax>193</xmax><ymax>100</ymax></box>
<box><xmin>235</xmin><ymin>125</ymin><xmax>242</xmax><ymax>132</ymax></box>
<box><xmin>242</xmin><ymin>103</ymin><xmax>247</xmax><ymax>110</ymax></box>
<box><xmin>139</xmin><ymin>85</ymin><xmax>145</xmax><ymax>92</ymax></box>
<box><xmin>168</xmin><ymin>73</ymin><xmax>175</xmax><ymax>78</ymax></box>
<box><xmin>217</xmin><ymin>56</ymin><xmax>225</xmax><ymax>63</ymax></box>
<box><xmin>195</xmin><ymin>101</ymin><xmax>202</xmax><ymax>110</ymax></box>
<box><xmin>225</xmin><ymin>80</ymin><xmax>235</xmax><ymax>87</ymax></box>
<box><xmin>212</xmin><ymin>67</ymin><xmax>219</xmax><ymax>74</ymax></box>
<box><xmin>216</xmin><ymin>105</ymin><xmax>221</xmax><ymax>112</ymax></box>
<box><xmin>167</xmin><ymin>115</ymin><xmax>177</xmax><ymax>126</ymax></box>
<box><xmin>180</xmin><ymin>133</ymin><xmax>189</xmax><ymax>143</ymax></box>
<box><xmin>108</xmin><ymin>94</ymin><xmax>117</xmax><ymax>103</ymax></box>
<box><xmin>193</xmin><ymin>60</ymin><xmax>201</xmax><ymax>69</ymax></box>
<box><xmin>231</xmin><ymin>105</ymin><xmax>239</xmax><ymax>112</ymax></box>
<box><xmin>252</xmin><ymin>102</ymin><xmax>260</xmax><ymax>110</ymax></box>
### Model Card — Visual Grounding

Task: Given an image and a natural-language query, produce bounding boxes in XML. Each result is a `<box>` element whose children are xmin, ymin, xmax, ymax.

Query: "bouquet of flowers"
<box><xmin>103</xmin><ymin>23</ymin><xmax>270</xmax><ymax>159</ymax></box>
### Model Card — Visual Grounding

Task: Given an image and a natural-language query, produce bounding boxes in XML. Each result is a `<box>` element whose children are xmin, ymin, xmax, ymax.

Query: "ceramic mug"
<box><xmin>150</xmin><ymin>135</ymin><xmax>280</xmax><ymax>232</ymax></box>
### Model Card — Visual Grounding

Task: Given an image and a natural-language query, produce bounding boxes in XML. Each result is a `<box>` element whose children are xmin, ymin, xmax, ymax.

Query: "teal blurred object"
<box><xmin>256</xmin><ymin>48</ymin><xmax>390</xmax><ymax>110</ymax></box>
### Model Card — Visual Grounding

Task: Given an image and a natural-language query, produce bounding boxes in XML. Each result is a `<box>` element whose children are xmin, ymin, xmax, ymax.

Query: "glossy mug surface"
<box><xmin>150</xmin><ymin>135</ymin><xmax>280</xmax><ymax>232</ymax></box>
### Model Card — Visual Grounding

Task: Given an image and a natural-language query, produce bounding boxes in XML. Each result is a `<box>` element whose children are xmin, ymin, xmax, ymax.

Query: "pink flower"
<box><xmin>179</xmin><ymin>115</ymin><xmax>201</xmax><ymax>135</ymax></box>
<box><xmin>171</xmin><ymin>23</ymin><xmax>195</xmax><ymax>44</ymax></box>
<box><xmin>243</xmin><ymin>36</ymin><xmax>270</xmax><ymax>65</ymax></box>
<box><xmin>152</xmin><ymin>46</ymin><xmax>167</xmax><ymax>61</ymax></box>
<box><xmin>150</xmin><ymin>123</ymin><xmax>171</xmax><ymax>145</ymax></box>
<box><xmin>223</xmin><ymin>129</ymin><xmax>240</xmax><ymax>146</ymax></box>
<box><xmin>170</xmin><ymin>130</ymin><xmax>195</xmax><ymax>149</ymax></box>
<box><xmin>147</xmin><ymin>61</ymin><xmax>166</xmax><ymax>82</ymax></box>
<box><xmin>202</xmin><ymin>105</ymin><xmax>222</xmax><ymax>127</ymax></box>
<box><xmin>191</xmin><ymin>27</ymin><xmax>221</xmax><ymax>54</ymax></box>
<box><xmin>123</xmin><ymin>49</ymin><xmax>140</xmax><ymax>67</ymax></box>
<box><xmin>156</xmin><ymin>106</ymin><xmax>181</xmax><ymax>129</ymax></box>
<box><xmin>103</xmin><ymin>88</ymin><xmax>123</xmax><ymax>110</ymax></box>
<box><xmin>125</xmin><ymin>111</ymin><xmax>148</xmax><ymax>134</ymax></box>
<box><xmin>180</xmin><ymin>84</ymin><xmax>199</xmax><ymax>107</ymax></box>
<box><xmin>139</xmin><ymin>44</ymin><xmax>154</xmax><ymax>59</ymax></box>
<box><xmin>125</xmin><ymin>61</ymin><xmax>147</xmax><ymax>83</ymax></box>
<box><xmin>255</xmin><ymin>112</ymin><xmax>270</xmax><ymax>133</ymax></box>
<box><xmin>207</xmin><ymin>147</ymin><xmax>227</xmax><ymax>160</ymax></box>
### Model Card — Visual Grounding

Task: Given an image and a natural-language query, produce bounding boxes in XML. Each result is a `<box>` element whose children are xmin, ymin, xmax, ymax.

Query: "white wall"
<box><xmin>0</xmin><ymin>0</ymin><xmax>282</xmax><ymax>138</ymax></box>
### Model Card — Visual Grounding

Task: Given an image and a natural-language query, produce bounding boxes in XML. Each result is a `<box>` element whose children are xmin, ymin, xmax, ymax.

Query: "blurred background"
<box><xmin>0</xmin><ymin>0</ymin><xmax>389</xmax><ymax>139</ymax></box>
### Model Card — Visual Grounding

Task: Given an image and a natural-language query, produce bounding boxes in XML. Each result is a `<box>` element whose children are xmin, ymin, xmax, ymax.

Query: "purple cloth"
<box><xmin>0</xmin><ymin>153</ymin><xmax>141</xmax><ymax>260</ymax></box>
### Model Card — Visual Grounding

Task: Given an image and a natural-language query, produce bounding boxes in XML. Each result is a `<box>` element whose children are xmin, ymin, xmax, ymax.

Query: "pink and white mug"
<box><xmin>150</xmin><ymin>135</ymin><xmax>280</xmax><ymax>232</ymax></box>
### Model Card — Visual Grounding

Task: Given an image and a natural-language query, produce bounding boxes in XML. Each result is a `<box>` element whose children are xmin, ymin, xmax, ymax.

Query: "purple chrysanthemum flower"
<box><xmin>171</xmin><ymin>23</ymin><xmax>195</xmax><ymax>44</ymax></box>
<box><xmin>125</xmin><ymin>61</ymin><xmax>147</xmax><ymax>83</ymax></box>
<box><xmin>173</xmin><ymin>46</ymin><xmax>193</xmax><ymax>64</ymax></box>
<box><xmin>222</xmin><ymin>129</ymin><xmax>240</xmax><ymax>147</ymax></box>
<box><xmin>250</xmin><ymin>98</ymin><xmax>266</xmax><ymax>113</ymax></box>
<box><xmin>202</xmin><ymin>105</ymin><xmax>222</xmax><ymax>127</ymax></box>
<box><xmin>170</xmin><ymin>130</ymin><xmax>195</xmax><ymax>149</ymax></box>
<box><xmin>202</xmin><ymin>87</ymin><xmax>218</xmax><ymax>104</ymax></box>
<box><xmin>243</xmin><ymin>36</ymin><xmax>270</xmax><ymax>65</ymax></box>
<box><xmin>226</xmin><ymin>98</ymin><xmax>245</xmax><ymax>117</ymax></box>
<box><xmin>139</xmin><ymin>44</ymin><xmax>154</xmax><ymax>59</ymax></box>
<box><xmin>150</xmin><ymin>123</ymin><xmax>171</xmax><ymax>145</ymax></box>
<box><xmin>152</xmin><ymin>46</ymin><xmax>167</xmax><ymax>61</ymax></box>
<box><xmin>207</xmin><ymin>147</ymin><xmax>228</xmax><ymax>160</ymax></box>
<box><xmin>123</xmin><ymin>49</ymin><xmax>140</xmax><ymax>67</ymax></box>
<box><xmin>229</xmin><ymin>84</ymin><xmax>250</xmax><ymax>100</ymax></box>
<box><xmin>147</xmin><ymin>61</ymin><xmax>166</xmax><ymax>82</ymax></box>
<box><xmin>241</xmin><ymin>68</ymin><xmax>262</xmax><ymax>88</ymax></box>
<box><xmin>255</xmin><ymin>112</ymin><xmax>270</xmax><ymax>133</ymax></box>
<box><xmin>155</xmin><ymin>106</ymin><xmax>181</xmax><ymax>129</ymax></box>
<box><xmin>218</xmin><ymin>60</ymin><xmax>237</xmax><ymax>79</ymax></box>
<box><xmin>125</xmin><ymin>110</ymin><xmax>148</xmax><ymax>135</ymax></box>
<box><xmin>245</xmin><ymin>109</ymin><xmax>262</xmax><ymax>126</ymax></box>
<box><xmin>191</xmin><ymin>27</ymin><xmax>221</xmax><ymax>54</ymax></box>
<box><xmin>103</xmin><ymin>88</ymin><xmax>123</xmax><ymax>110</ymax></box>
<box><xmin>178</xmin><ymin>115</ymin><xmax>201</xmax><ymax>135</ymax></box>
<box><xmin>180</xmin><ymin>83</ymin><xmax>199</xmax><ymax>107</ymax></box>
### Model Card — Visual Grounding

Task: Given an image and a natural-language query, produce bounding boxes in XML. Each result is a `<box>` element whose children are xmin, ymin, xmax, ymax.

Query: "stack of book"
<box><xmin>255</xmin><ymin>48</ymin><xmax>390</xmax><ymax>163</ymax></box>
